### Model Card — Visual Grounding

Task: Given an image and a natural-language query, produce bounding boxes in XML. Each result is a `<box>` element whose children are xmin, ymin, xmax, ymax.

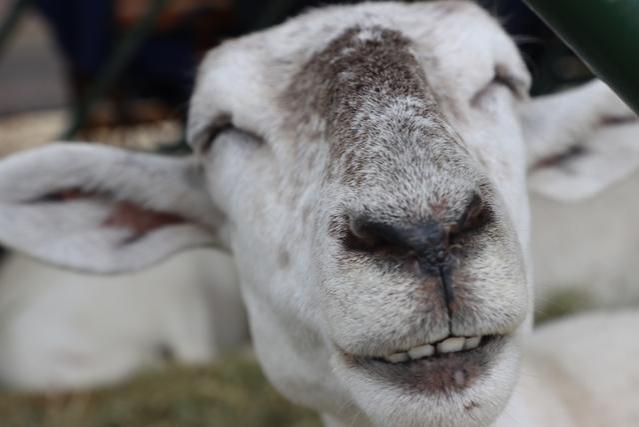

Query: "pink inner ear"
<box><xmin>41</xmin><ymin>189</ymin><xmax>187</xmax><ymax>241</ymax></box>
<box><xmin>103</xmin><ymin>201</ymin><xmax>186</xmax><ymax>240</ymax></box>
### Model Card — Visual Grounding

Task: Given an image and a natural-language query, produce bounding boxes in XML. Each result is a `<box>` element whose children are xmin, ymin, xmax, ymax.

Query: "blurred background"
<box><xmin>0</xmin><ymin>0</ymin><xmax>596</xmax><ymax>426</ymax></box>
<box><xmin>0</xmin><ymin>0</ymin><xmax>592</xmax><ymax>155</ymax></box>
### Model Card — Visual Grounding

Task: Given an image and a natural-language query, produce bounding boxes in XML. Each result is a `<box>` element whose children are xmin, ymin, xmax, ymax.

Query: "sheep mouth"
<box><xmin>344</xmin><ymin>335</ymin><xmax>505</xmax><ymax>394</ymax></box>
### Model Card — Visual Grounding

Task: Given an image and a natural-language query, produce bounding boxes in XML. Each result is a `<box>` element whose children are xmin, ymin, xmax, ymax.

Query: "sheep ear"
<box><xmin>521</xmin><ymin>80</ymin><xmax>639</xmax><ymax>201</ymax></box>
<box><xmin>528</xmin><ymin>122</ymin><xmax>639</xmax><ymax>201</ymax></box>
<box><xmin>0</xmin><ymin>144</ymin><xmax>223</xmax><ymax>273</ymax></box>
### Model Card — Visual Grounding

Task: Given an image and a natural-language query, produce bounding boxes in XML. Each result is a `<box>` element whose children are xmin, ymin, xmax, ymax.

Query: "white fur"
<box><xmin>0</xmin><ymin>2</ymin><xmax>636</xmax><ymax>426</ymax></box>
<box><xmin>0</xmin><ymin>249</ymin><xmax>245</xmax><ymax>391</ymax></box>
<box><xmin>525</xmin><ymin>88</ymin><xmax>639</xmax><ymax>312</ymax></box>
<box><xmin>495</xmin><ymin>310</ymin><xmax>639</xmax><ymax>427</ymax></box>
<box><xmin>530</xmin><ymin>123</ymin><xmax>639</xmax><ymax>311</ymax></box>
<box><xmin>0</xmin><ymin>144</ymin><xmax>222</xmax><ymax>273</ymax></box>
<box><xmin>521</xmin><ymin>80</ymin><xmax>636</xmax><ymax>170</ymax></box>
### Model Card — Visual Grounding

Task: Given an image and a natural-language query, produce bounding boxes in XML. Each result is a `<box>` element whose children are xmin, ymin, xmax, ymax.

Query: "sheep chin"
<box><xmin>330</xmin><ymin>335</ymin><xmax>521</xmax><ymax>427</ymax></box>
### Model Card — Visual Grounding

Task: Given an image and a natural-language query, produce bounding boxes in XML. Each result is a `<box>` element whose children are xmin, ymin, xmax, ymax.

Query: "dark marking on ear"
<box><xmin>35</xmin><ymin>188</ymin><xmax>97</xmax><ymax>203</ymax></box>
<box><xmin>104</xmin><ymin>201</ymin><xmax>185</xmax><ymax>243</ymax></box>
<box><xmin>35</xmin><ymin>189</ymin><xmax>188</xmax><ymax>243</ymax></box>
<box><xmin>600</xmin><ymin>115</ymin><xmax>638</xmax><ymax>126</ymax></box>
<box><xmin>532</xmin><ymin>145</ymin><xmax>588</xmax><ymax>171</ymax></box>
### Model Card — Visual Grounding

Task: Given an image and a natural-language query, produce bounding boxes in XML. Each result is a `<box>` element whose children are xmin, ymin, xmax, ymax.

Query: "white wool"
<box><xmin>0</xmin><ymin>2</ymin><xmax>636</xmax><ymax>426</ymax></box>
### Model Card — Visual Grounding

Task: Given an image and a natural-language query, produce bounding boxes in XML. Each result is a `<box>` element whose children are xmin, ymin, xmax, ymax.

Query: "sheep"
<box><xmin>0</xmin><ymin>1</ymin><xmax>636</xmax><ymax>426</ymax></box>
<box><xmin>494</xmin><ymin>309</ymin><xmax>639</xmax><ymax>427</ymax></box>
<box><xmin>0</xmin><ymin>249</ymin><xmax>246</xmax><ymax>391</ymax></box>
<box><xmin>0</xmin><ymin>133</ymin><xmax>246</xmax><ymax>391</ymax></box>
<box><xmin>529</xmin><ymin>119</ymin><xmax>639</xmax><ymax>313</ymax></box>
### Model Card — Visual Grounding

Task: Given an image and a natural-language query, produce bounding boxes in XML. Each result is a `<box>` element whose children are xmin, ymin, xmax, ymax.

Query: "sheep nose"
<box><xmin>346</xmin><ymin>217</ymin><xmax>449</xmax><ymax>265</ymax></box>
<box><xmin>344</xmin><ymin>194</ymin><xmax>488</xmax><ymax>266</ymax></box>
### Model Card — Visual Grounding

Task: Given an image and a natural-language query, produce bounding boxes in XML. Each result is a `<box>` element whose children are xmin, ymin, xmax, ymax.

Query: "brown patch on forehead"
<box><xmin>285</xmin><ymin>25</ymin><xmax>435</xmax><ymax>121</ymax></box>
<box><xmin>283</xmin><ymin>25</ymin><xmax>455</xmax><ymax>184</ymax></box>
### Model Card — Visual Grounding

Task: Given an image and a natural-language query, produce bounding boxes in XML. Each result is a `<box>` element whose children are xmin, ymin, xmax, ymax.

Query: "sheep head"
<box><xmin>189</xmin><ymin>4</ymin><xmax>531</xmax><ymax>425</ymax></box>
<box><xmin>0</xmin><ymin>2</ymin><xmax>633</xmax><ymax>426</ymax></box>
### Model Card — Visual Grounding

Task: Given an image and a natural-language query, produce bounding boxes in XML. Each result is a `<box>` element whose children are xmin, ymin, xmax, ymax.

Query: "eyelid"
<box><xmin>196</xmin><ymin>119</ymin><xmax>233</xmax><ymax>155</ymax></box>
<box><xmin>470</xmin><ymin>70</ymin><xmax>526</xmax><ymax>107</ymax></box>
<box><xmin>493</xmin><ymin>72</ymin><xmax>527</xmax><ymax>98</ymax></box>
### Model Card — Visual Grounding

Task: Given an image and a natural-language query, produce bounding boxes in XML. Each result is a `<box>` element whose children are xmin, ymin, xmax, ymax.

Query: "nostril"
<box><xmin>344</xmin><ymin>216</ymin><xmax>376</xmax><ymax>251</ymax></box>
<box><xmin>454</xmin><ymin>193</ymin><xmax>491</xmax><ymax>235</ymax></box>
<box><xmin>343</xmin><ymin>215</ymin><xmax>449</xmax><ymax>259</ymax></box>
<box><xmin>344</xmin><ymin>216</ymin><xmax>405</xmax><ymax>252</ymax></box>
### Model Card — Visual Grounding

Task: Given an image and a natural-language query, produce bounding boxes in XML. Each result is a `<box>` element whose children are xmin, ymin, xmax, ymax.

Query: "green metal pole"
<box><xmin>523</xmin><ymin>0</ymin><xmax>639</xmax><ymax>114</ymax></box>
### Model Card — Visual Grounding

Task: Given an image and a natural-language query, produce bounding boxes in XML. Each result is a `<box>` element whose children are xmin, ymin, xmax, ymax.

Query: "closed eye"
<box><xmin>471</xmin><ymin>66</ymin><xmax>526</xmax><ymax>107</ymax></box>
<box><xmin>191</xmin><ymin>114</ymin><xmax>232</xmax><ymax>155</ymax></box>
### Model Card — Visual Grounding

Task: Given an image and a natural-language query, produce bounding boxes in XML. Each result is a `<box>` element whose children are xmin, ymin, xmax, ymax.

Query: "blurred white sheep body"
<box><xmin>530</xmin><ymin>122</ymin><xmax>639</xmax><ymax>311</ymax></box>
<box><xmin>0</xmin><ymin>249</ymin><xmax>245</xmax><ymax>391</ymax></box>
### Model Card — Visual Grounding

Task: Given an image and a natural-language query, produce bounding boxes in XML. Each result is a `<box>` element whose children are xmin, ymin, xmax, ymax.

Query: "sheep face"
<box><xmin>0</xmin><ymin>1</ymin><xmax>544</xmax><ymax>426</ymax></box>
<box><xmin>188</xmin><ymin>2</ymin><xmax>531</xmax><ymax>426</ymax></box>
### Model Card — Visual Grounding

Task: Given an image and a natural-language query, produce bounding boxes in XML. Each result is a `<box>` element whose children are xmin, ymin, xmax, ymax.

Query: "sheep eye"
<box><xmin>203</xmin><ymin>124</ymin><xmax>235</xmax><ymax>154</ymax></box>
<box><xmin>491</xmin><ymin>73</ymin><xmax>520</xmax><ymax>95</ymax></box>
<box><xmin>193</xmin><ymin>116</ymin><xmax>233</xmax><ymax>155</ymax></box>
<box><xmin>200</xmin><ymin>135</ymin><xmax>216</xmax><ymax>154</ymax></box>
<box><xmin>471</xmin><ymin>68</ymin><xmax>523</xmax><ymax>107</ymax></box>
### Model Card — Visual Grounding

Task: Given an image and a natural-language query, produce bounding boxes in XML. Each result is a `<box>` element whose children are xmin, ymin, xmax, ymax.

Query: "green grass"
<box><xmin>0</xmin><ymin>353</ymin><xmax>321</xmax><ymax>427</ymax></box>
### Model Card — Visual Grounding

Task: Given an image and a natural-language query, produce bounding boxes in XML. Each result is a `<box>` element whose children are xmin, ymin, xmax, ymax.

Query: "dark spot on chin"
<box><xmin>278</xmin><ymin>247</ymin><xmax>291</xmax><ymax>269</ymax></box>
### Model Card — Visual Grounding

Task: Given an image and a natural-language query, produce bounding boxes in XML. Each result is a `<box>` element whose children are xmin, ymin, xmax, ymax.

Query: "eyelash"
<box><xmin>199</xmin><ymin>122</ymin><xmax>233</xmax><ymax>154</ymax></box>
<box><xmin>471</xmin><ymin>74</ymin><xmax>518</xmax><ymax>107</ymax></box>
<box><xmin>492</xmin><ymin>73</ymin><xmax>520</xmax><ymax>94</ymax></box>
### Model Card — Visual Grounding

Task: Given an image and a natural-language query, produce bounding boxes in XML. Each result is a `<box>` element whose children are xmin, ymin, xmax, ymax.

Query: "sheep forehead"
<box><xmin>280</xmin><ymin>24</ymin><xmax>477</xmax><ymax>203</ymax></box>
<box><xmin>188</xmin><ymin>1</ymin><xmax>528</xmax><ymax>147</ymax></box>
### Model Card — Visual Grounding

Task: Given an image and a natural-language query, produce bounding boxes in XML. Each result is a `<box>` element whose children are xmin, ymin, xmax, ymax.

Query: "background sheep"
<box><xmin>0</xmin><ymin>249</ymin><xmax>246</xmax><ymax>391</ymax></box>
<box><xmin>530</xmin><ymin>121</ymin><xmax>639</xmax><ymax>314</ymax></box>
